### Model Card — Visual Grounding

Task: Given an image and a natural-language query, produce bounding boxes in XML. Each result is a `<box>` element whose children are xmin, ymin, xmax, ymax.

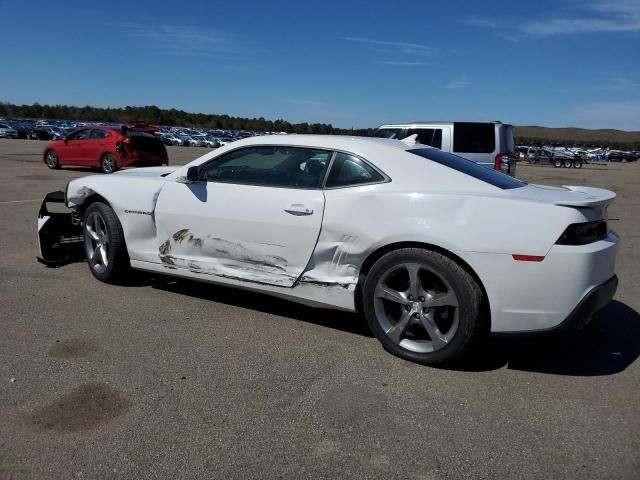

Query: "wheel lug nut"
<box><xmin>405</xmin><ymin>305</ymin><xmax>411</xmax><ymax>311</ymax></box>
<box><xmin>419</xmin><ymin>296</ymin><xmax>425</xmax><ymax>302</ymax></box>
<box><xmin>414</xmin><ymin>313</ymin><xmax>421</xmax><ymax>319</ymax></box>
<box><xmin>408</xmin><ymin>295</ymin><xmax>414</xmax><ymax>301</ymax></box>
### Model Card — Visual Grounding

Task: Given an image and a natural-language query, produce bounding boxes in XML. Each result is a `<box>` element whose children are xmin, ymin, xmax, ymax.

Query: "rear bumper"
<box><xmin>493</xmin><ymin>274</ymin><xmax>617</xmax><ymax>337</ymax></box>
<box><xmin>460</xmin><ymin>231</ymin><xmax>620</xmax><ymax>333</ymax></box>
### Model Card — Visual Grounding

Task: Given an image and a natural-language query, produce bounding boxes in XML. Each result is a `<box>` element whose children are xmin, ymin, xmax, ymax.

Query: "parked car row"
<box><xmin>516</xmin><ymin>145</ymin><xmax>639</xmax><ymax>164</ymax></box>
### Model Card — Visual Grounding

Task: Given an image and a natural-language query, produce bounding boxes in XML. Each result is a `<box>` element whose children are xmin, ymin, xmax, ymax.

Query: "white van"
<box><xmin>374</xmin><ymin>121</ymin><xmax>516</xmax><ymax>176</ymax></box>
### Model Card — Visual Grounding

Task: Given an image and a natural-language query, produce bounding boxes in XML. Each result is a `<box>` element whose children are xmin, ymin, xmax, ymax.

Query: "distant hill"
<box><xmin>514</xmin><ymin>126</ymin><xmax>640</xmax><ymax>149</ymax></box>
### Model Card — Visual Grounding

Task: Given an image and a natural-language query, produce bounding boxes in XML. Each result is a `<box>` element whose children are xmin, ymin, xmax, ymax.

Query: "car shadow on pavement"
<box><xmin>457</xmin><ymin>301</ymin><xmax>640</xmax><ymax>376</ymax></box>
<box><xmin>151</xmin><ymin>278</ymin><xmax>373</xmax><ymax>338</ymax></box>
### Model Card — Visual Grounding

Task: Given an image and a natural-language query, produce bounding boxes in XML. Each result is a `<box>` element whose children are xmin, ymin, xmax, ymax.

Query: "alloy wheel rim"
<box><xmin>102</xmin><ymin>155</ymin><xmax>115</xmax><ymax>173</ymax></box>
<box><xmin>373</xmin><ymin>262</ymin><xmax>459</xmax><ymax>353</ymax></box>
<box><xmin>46</xmin><ymin>152</ymin><xmax>57</xmax><ymax>167</ymax></box>
<box><xmin>84</xmin><ymin>212</ymin><xmax>109</xmax><ymax>274</ymax></box>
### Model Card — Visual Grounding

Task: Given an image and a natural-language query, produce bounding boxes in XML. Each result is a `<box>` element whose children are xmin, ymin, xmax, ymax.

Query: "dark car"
<box><xmin>43</xmin><ymin>126</ymin><xmax>169</xmax><ymax>173</ymax></box>
<box><xmin>11</xmin><ymin>123</ymin><xmax>35</xmax><ymax>139</ymax></box>
<box><xmin>31</xmin><ymin>126</ymin><xmax>65</xmax><ymax>140</ymax></box>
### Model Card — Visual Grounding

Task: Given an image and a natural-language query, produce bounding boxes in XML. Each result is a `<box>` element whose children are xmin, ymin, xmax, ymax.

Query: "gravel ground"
<box><xmin>0</xmin><ymin>139</ymin><xmax>638</xmax><ymax>479</ymax></box>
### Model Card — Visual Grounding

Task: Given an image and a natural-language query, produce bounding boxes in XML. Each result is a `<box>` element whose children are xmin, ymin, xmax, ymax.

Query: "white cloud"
<box><xmin>114</xmin><ymin>23</ymin><xmax>246</xmax><ymax>57</ymax></box>
<box><xmin>464</xmin><ymin>16</ymin><xmax>499</xmax><ymax>28</ymax></box>
<box><xmin>344</xmin><ymin>36</ymin><xmax>437</xmax><ymax>57</ymax></box>
<box><xmin>465</xmin><ymin>1</ymin><xmax>640</xmax><ymax>36</ymax></box>
<box><xmin>444</xmin><ymin>80</ymin><xmax>472</xmax><ymax>89</ymax></box>
<box><xmin>377</xmin><ymin>61</ymin><xmax>428</xmax><ymax>66</ymax></box>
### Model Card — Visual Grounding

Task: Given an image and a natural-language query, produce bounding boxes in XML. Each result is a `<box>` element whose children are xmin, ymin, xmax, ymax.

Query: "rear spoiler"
<box><xmin>37</xmin><ymin>191</ymin><xmax>83</xmax><ymax>266</ymax></box>
<box><xmin>556</xmin><ymin>186</ymin><xmax>616</xmax><ymax>208</ymax></box>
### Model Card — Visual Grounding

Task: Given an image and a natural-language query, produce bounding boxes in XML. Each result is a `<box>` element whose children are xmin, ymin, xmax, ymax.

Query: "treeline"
<box><xmin>0</xmin><ymin>102</ymin><xmax>372</xmax><ymax>136</ymax></box>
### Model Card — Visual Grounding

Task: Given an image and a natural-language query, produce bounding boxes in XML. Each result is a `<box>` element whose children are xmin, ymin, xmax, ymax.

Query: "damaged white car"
<box><xmin>37</xmin><ymin>135</ymin><xmax>619</xmax><ymax>365</ymax></box>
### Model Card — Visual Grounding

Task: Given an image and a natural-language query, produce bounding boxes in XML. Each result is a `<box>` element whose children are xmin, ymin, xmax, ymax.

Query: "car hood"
<box><xmin>509</xmin><ymin>184</ymin><xmax>616</xmax><ymax>208</ymax></box>
<box><xmin>112</xmin><ymin>166</ymin><xmax>179</xmax><ymax>177</ymax></box>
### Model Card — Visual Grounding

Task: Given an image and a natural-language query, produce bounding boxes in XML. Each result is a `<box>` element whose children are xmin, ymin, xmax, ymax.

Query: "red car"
<box><xmin>43</xmin><ymin>126</ymin><xmax>169</xmax><ymax>174</ymax></box>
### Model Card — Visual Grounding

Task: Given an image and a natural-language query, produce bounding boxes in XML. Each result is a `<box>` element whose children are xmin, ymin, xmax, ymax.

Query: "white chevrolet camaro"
<box><xmin>37</xmin><ymin>135</ymin><xmax>619</xmax><ymax>365</ymax></box>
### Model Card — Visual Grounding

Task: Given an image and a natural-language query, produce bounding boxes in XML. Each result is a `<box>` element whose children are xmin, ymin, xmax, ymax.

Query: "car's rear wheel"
<box><xmin>100</xmin><ymin>153</ymin><xmax>118</xmax><ymax>174</ymax></box>
<box><xmin>563</xmin><ymin>159</ymin><xmax>573</xmax><ymax>168</ymax></box>
<box><xmin>572</xmin><ymin>160</ymin><xmax>583</xmax><ymax>169</ymax></box>
<box><xmin>362</xmin><ymin>248</ymin><xmax>484</xmax><ymax>366</ymax></box>
<box><xmin>554</xmin><ymin>158</ymin><xmax>563</xmax><ymax>168</ymax></box>
<box><xmin>83</xmin><ymin>202</ymin><xmax>130</xmax><ymax>284</ymax></box>
<box><xmin>45</xmin><ymin>150</ymin><xmax>60</xmax><ymax>169</ymax></box>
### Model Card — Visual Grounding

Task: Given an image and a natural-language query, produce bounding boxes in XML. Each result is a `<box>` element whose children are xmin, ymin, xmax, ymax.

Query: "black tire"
<box><xmin>44</xmin><ymin>150</ymin><xmax>60</xmax><ymax>169</ymax></box>
<box><xmin>100</xmin><ymin>153</ymin><xmax>118</xmax><ymax>174</ymax></box>
<box><xmin>82</xmin><ymin>202</ymin><xmax>131</xmax><ymax>284</ymax></box>
<box><xmin>572</xmin><ymin>160</ymin><xmax>583</xmax><ymax>169</ymax></box>
<box><xmin>362</xmin><ymin>248</ymin><xmax>485</xmax><ymax>366</ymax></box>
<box><xmin>563</xmin><ymin>159</ymin><xmax>572</xmax><ymax>168</ymax></box>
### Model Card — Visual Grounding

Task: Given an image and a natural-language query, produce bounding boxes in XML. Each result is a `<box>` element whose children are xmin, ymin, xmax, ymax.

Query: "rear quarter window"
<box><xmin>408</xmin><ymin>148</ymin><xmax>525</xmax><ymax>190</ymax></box>
<box><xmin>453</xmin><ymin>122</ymin><xmax>495</xmax><ymax>153</ymax></box>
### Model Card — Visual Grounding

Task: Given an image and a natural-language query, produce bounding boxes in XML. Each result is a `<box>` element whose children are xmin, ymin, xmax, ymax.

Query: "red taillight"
<box><xmin>494</xmin><ymin>154</ymin><xmax>503</xmax><ymax>171</ymax></box>
<box><xmin>512</xmin><ymin>254</ymin><xmax>545</xmax><ymax>262</ymax></box>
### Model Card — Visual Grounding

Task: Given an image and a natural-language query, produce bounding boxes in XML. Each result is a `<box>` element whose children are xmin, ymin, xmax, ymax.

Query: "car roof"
<box><xmin>227</xmin><ymin>134</ymin><xmax>416</xmax><ymax>154</ymax></box>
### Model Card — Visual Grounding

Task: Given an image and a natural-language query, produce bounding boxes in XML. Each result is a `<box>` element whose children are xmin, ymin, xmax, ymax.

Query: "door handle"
<box><xmin>284</xmin><ymin>204</ymin><xmax>313</xmax><ymax>216</ymax></box>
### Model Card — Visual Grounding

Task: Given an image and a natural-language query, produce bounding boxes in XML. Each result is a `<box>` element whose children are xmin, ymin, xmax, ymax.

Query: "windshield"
<box><xmin>408</xmin><ymin>148</ymin><xmax>526</xmax><ymax>190</ymax></box>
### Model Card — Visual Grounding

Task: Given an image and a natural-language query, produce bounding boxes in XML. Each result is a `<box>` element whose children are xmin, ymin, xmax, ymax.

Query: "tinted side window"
<box><xmin>453</xmin><ymin>123</ymin><xmax>495</xmax><ymax>153</ymax></box>
<box><xmin>90</xmin><ymin>129</ymin><xmax>111</xmax><ymax>139</ymax></box>
<box><xmin>406</xmin><ymin>128</ymin><xmax>442</xmax><ymax>149</ymax></box>
<box><xmin>408</xmin><ymin>148</ymin><xmax>525</xmax><ymax>190</ymax></box>
<box><xmin>325</xmin><ymin>153</ymin><xmax>384</xmax><ymax>188</ymax></box>
<box><xmin>68</xmin><ymin>129</ymin><xmax>91</xmax><ymax>140</ymax></box>
<box><xmin>202</xmin><ymin>146</ymin><xmax>331</xmax><ymax>188</ymax></box>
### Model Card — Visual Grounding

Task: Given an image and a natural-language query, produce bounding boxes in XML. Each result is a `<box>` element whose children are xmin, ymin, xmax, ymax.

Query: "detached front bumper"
<box><xmin>37</xmin><ymin>191</ymin><xmax>84</xmax><ymax>266</ymax></box>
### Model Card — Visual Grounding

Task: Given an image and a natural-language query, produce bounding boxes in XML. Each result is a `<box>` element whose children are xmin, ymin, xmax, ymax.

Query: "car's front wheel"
<box><xmin>100</xmin><ymin>153</ymin><xmax>118</xmax><ymax>174</ymax></box>
<box><xmin>45</xmin><ymin>150</ymin><xmax>60</xmax><ymax>169</ymax></box>
<box><xmin>363</xmin><ymin>248</ymin><xmax>484</xmax><ymax>366</ymax></box>
<box><xmin>83</xmin><ymin>202</ymin><xmax>130</xmax><ymax>283</ymax></box>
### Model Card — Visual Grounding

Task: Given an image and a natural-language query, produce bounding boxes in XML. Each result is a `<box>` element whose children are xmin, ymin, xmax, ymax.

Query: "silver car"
<box><xmin>0</xmin><ymin>123</ymin><xmax>18</xmax><ymax>138</ymax></box>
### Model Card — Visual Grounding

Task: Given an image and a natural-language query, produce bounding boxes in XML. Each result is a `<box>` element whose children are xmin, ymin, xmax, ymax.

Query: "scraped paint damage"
<box><xmin>158</xmin><ymin>229</ymin><xmax>296</xmax><ymax>286</ymax></box>
<box><xmin>156</xmin><ymin>228</ymin><xmax>364</xmax><ymax>295</ymax></box>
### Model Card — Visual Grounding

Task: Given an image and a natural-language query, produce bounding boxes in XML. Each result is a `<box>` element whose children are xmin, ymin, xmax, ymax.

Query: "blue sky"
<box><xmin>1</xmin><ymin>0</ymin><xmax>639</xmax><ymax>130</ymax></box>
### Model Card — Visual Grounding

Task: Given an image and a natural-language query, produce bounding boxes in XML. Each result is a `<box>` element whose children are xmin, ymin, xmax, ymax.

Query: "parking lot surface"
<box><xmin>1</xmin><ymin>139</ymin><xmax>638</xmax><ymax>479</ymax></box>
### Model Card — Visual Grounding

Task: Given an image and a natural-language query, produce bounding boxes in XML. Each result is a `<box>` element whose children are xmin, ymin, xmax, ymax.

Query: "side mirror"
<box><xmin>186</xmin><ymin>166</ymin><xmax>200</xmax><ymax>182</ymax></box>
